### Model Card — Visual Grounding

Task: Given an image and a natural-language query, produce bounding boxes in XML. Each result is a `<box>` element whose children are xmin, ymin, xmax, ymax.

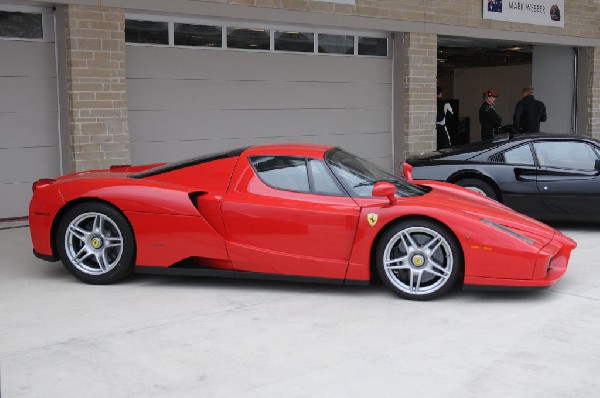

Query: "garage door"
<box><xmin>0</xmin><ymin>8</ymin><xmax>60</xmax><ymax>219</ymax></box>
<box><xmin>126</xmin><ymin>20</ymin><xmax>392</xmax><ymax>171</ymax></box>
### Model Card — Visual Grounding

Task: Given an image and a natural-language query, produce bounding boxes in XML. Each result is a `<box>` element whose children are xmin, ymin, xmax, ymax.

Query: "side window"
<box><xmin>308</xmin><ymin>159</ymin><xmax>345</xmax><ymax>195</ymax></box>
<box><xmin>174</xmin><ymin>23</ymin><xmax>222</xmax><ymax>47</ymax></box>
<box><xmin>125</xmin><ymin>20</ymin><xmax>169</xmax><ymax>45</ymax></box>
<box><xmin>250</xmin><ymin>156</ymin><xmax>309</xmax><ymax>192</ymax></box>
<box><xmin>318</xmin><ymin>34</ymin><xmax>354</xmax><ymax>54</ymax></box>
<box><xmin>533</xmin><ymin>141</ymin><xmax>599</xmax><ymax>170</ymax></box>
<box><xmin>227</xmin><ymin>27</ymin><xmax>270</xmax><ymax>50</ymax></box>
<box><xmin>0</xmin><ymin>11</ymin><xmax>43</xmax><ymax>39</ymax></box>
<box><xmin>503</xmin><ymin>144</ymin><xmax>534</xmax><ymax>165</ymax></box>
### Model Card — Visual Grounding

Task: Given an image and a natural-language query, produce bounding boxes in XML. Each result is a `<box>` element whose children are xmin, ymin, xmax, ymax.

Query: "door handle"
<box><xmin>514</xmin><ymin>168</ymin><xmax>536</xmax><ymax>181</ymax></box>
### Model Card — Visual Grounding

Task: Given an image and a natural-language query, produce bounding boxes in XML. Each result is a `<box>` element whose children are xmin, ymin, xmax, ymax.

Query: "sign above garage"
<box><xmin>483</xmin><ymin>0</ymin><xmax>564</xmax><ymax>28</ymax></box>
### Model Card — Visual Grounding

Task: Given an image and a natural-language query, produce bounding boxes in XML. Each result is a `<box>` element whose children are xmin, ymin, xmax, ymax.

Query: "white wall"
<box><xmin>577</xmin><ymin>48</ymin><xmax>590</xmax><ymax>135</ymax></box>
<box><xmin>533</xmin><ymin>45</ymin><xmax>575</xmax><ymax>134</ymax></box>
<box><xmin>453</xmin><ymin>64</ymin><xmax>532</xmax><ymax>142</ymax></box>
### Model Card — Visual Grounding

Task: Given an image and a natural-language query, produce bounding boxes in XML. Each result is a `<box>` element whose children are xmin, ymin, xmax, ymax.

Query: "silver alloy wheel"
<box><xmin>382</xmin><ymin>226</ymin><xmax>453</xmax><ymax>296</ymax></box>
<box><xmin>64</xmin><ymin>212</ymin><xmax>124</xmax><ymax>275</ymax></box>
<box><xmin>464</xmin><ymin>186</ymin><xmax>487</xmax><ymax>197</ymax></box>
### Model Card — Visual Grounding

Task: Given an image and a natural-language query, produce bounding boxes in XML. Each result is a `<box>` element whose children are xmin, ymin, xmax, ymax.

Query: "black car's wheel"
<box><xmin>376</xmin><ymin>219</ymin><xmax>462</xmax><ymax>300</ymax></box>
<box><xmin>455</xmin><ymin>178</ymin><xmax>498</xmax><ymax>201</ymax></box>
<box><xmin>57</xmin><ymin>202</ymin><xmax>135</xmax><ymax>284</ymax></box>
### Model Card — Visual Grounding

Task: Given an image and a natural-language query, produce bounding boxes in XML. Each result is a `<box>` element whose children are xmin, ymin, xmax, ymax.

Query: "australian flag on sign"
<box><xmin>488</xmin><ymin>0</ymin><xmax>502</xmax><ymax>12</ymax></box>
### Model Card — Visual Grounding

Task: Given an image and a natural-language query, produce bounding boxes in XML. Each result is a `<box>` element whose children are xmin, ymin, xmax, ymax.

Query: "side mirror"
<box><xmin>372</xmin><ymin>181</ymin><xmax>397</xmax><ymax>205</ymax></box>
<box><xmin>595</xmin><ymin>159</ymin><xmax>600</xmax><ymax>173</ymax></box>
<box><xmin>402</xmin><ymin>162</ymin><xmax>414</xmax><ymax>182</ymax></box>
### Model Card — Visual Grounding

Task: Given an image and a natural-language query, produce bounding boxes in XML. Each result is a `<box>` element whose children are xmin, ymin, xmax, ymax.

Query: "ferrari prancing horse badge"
<box><xmin>367</xmin><ymin>213</ymin><xmax>378</xmax><ymax>227</ymax></box>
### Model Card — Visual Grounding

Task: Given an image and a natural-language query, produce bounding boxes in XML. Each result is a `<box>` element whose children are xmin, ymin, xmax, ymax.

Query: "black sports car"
<box><xmin>405</xmin><ymin>133</ymin><xmax>600</xmax><ymax>221</ymax></box>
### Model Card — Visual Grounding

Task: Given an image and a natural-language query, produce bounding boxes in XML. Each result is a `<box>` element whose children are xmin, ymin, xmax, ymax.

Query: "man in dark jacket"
<box><xmin>479</xmin><ymin>89</ymin><xmax>502</xmax><ymax>141</ymax></box>
<box><xmin>513</xmin><ymin>85</ymin><xmax>547</xmax><ymax>133</ymax></box>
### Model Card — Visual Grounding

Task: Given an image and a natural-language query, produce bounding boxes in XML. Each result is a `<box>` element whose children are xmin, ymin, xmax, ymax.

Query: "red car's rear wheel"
<box><xmin>57</xmin><ymin>202</ymin><xmax>135</xmax><ymax>284</ymax></box>
<box><xmin>376</xmin><ymin>219</ymin><xmax>462</xmax><ymax>300</ymax></box>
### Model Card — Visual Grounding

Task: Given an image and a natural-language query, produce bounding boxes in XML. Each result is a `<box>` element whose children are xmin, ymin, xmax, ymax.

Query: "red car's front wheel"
<box><xmin>57</xmin><ymin>202</ymin><xmax>135</xmax><ymax>284</ymax></box>
<box><xmin>376</xmin><ymin>219</ymin><xmax>462</xmax><ymax>300</ymax></box>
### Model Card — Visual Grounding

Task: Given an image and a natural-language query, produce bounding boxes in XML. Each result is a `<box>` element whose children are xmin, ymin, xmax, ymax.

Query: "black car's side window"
<box><xmin>533</xmin><ymin>141</ymin><xmax>599</xmax><ymax>170</ymax></box>
<box><xmin>250</xmin><ymin>156</ymin><xmax>310</xmax><ymax>192</ymax></box>
<box><xmin>503</xmin><ymin>144</ymin><xmax>535</xmax><ymax>165</ymax></box>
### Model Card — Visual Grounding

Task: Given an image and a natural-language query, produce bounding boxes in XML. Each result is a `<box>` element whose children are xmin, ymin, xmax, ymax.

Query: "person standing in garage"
<box><xmin>436</xmin><ymin>86</ymin><xmax>454</xmax><ymax>149</ymax></box>
<box><xmin>479</xmin><ymin>89</ymin><xmax>502</xmax><ymax>141</ymax></box>
<box><xmin>513</xmin><ymin>85</ymin><xmax>547</xmax><ymax>133</ymax></box>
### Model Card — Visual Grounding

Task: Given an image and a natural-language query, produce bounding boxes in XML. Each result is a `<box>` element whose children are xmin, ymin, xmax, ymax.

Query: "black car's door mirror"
<box><xmin>595</xmin><ymin>159</ymin><xmax>600</xmax><ymax>173</ymax></box>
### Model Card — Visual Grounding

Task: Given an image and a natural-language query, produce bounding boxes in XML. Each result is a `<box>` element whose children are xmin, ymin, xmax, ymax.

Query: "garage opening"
<box><xmin>436</xmin><ymin>36</ymin><xmax>578</xmax><ymax>145</ymax></box>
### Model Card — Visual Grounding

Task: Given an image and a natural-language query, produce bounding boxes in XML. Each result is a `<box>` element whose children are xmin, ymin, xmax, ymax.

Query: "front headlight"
<box><xmin>481</xmin><ymin>218</ymin><xmax>535</xmax><ymax>245</ymax></box>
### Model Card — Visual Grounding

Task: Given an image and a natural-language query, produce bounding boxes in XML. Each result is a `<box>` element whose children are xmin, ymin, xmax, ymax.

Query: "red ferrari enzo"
<box><xmin>29</xmin><ymin>144</ymin><xmax>576</xmax><ymax>300</ymax></box>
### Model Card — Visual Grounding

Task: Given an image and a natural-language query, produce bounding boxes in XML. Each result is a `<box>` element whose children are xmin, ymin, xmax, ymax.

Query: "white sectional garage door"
<box><xmin>126</xmin><ymin>45</ymin><xmax>392</xmax><ymax>170</ymax></box>
<box><xmin>0</xmin><ymin>27</ymin><xmax>60</xmax><ymax>218</ymax></box>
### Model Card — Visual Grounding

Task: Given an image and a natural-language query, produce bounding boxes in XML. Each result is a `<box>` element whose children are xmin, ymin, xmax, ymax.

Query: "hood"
<box><xmin>421</xmin><ymin>181</ymin><xmax>556</xmax><ymax>243</ymax></box>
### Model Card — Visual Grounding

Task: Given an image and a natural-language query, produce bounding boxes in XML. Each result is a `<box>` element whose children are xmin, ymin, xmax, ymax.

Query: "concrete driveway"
<box><xmin>1</xmin><ymin>221</ymin><xmax>599</xmax><ymax>397</ymax></box>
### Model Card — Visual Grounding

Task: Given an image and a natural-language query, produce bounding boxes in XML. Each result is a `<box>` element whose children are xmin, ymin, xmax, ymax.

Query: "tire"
<box><xmin>376</xmin><ymin>219</ymin><xmax>462</xmax><ymax>300</ymax></box>
<box><xmin>455</xmin><ymin>178</ymin><xmax>498</xmax><ymax>201</ymax></box>
<box><xmin>57</xmin><ymin>202</ymin><xmax>135</xmax><ymax>284</ymax></box>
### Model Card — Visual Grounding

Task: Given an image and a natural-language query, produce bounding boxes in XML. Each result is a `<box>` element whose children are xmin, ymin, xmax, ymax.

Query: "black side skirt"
<box><xmin>463</xmin><ymin>284</ymin><xmax>546</xmax><ymax>292</ymax></box>
<box><xmin>33</xmin><ymin>249</ymin><xmax>59</xmax><ymax>262</ymax></box>
<box><xmin>135</xmin><ymin>266</ymin><xmax>369</xmax><ymax>286</ymax></box>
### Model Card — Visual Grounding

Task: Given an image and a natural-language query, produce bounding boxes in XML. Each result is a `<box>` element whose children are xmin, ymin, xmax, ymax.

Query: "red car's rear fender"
<box><xmin>33</xmin><ymin>176</ymin><xmax>232</xmax><ymax>267</ymax></box>
<box><xmin>29</xmin><ymin>184</ymin><xmax>65</xmax><ymax>258</ymax></box>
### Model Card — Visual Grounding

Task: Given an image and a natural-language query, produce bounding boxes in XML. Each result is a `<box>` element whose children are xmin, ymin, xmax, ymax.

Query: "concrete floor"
<box><xmin>1</xmin><ymin>221</ymin><xmax>599</xmax><ymax>397</ymax></box>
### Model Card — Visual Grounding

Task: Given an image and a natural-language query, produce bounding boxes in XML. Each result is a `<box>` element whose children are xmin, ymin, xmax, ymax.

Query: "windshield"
<box><xmin>325</xmin><ymin>148</ymin><xmax>429</xmax><ymax>197</ymax></box>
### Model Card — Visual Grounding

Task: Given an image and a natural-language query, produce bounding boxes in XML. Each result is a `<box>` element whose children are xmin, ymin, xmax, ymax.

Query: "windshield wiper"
<box><xmin>353</xmin><ymin>178</ymin><xmax>399</xmax><ymax>188</ymax></box>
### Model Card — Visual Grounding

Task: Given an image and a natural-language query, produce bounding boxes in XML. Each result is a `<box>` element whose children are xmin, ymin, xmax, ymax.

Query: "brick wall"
<box><xmin>588</xmin><ymin>47</ymin><xmax>600</xmax><ymax>140</ymax></box>
<box><xmin>33</xmin><ymin>0</ymin><xmax>600</xmax><ymax>40</ymax></box>
<box><xmin>250</xmin><ymin>0</ymin><xmax>600</xmax><ymax>39</ymax></box>
<box><xmin>399</xmin><ymin>32</ymin><xmax>438</xmax><ymax>159</ymax></box>
<box><xmin>64</xmin><ymin>5</ymin><xmax>130</xmax><ymax>172</ymax></box>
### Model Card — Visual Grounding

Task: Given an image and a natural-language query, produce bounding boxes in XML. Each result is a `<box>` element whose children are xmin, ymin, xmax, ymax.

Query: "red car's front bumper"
<box><xmin>464</xmin><ymin>231</ymin><xmax>576</xmax><ymax>288</ymax></box>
